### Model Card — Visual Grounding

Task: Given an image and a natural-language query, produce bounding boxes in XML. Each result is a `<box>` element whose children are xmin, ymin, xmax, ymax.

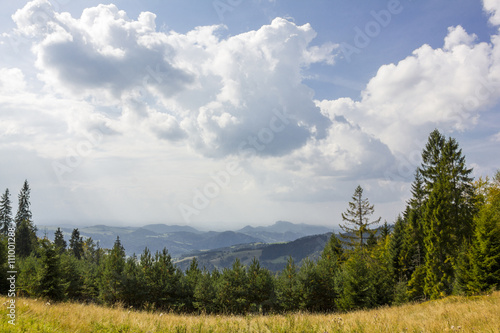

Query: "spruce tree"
<box><xmin>419</xmin><ymin>130</ymin><xmax>476</xmax><ymax>298</ymax></box>
<box><xmin>246</xmin><ymin>257</ymin><xmax>274</xmax><ymax>313</ymax></box>
<box><xmin>217</xmin><ymin>258</ymin><xmax>249</xmax><ymax>314</ymax></box>
<box><xmin>468</xmin><ymin>173</ymin><xmax>500</xmax><ymax>293</ymax></box>
<box><xmin>181</xmin><ymin>258</ymin><xmax>202</xmax><ymax>312</ymax></box>
<box><xmin>37</xmin><ymin>240</ymin><xmax>64</xmax><ymax>301</ymax></box>
<box><xmin>336</xmin><ymin>249</ymin><xmax>377</xmax><ymax>311</ymax></box>
<box><xmin>275</xmin><ymin>256</ymin><xmax>301</xmax><ymax>312</ymax></box>
<box><xmin>54</xmin><ymin>227</ymin><xmax>67</xmax><ymax>254</ymax></box>
<box><xmin>340</xmin><ymin>185</ymin><xmax>381</xmax><ymax>249</ymax></box>
<box><xmin>0</xmin><ymin>189</ymin><xmax>13</xmax><ymax>236</ymax></box>
<box><xmin>193</xmin><ymin>268</ymin><xmax>218</xmax><ymax>313</ymax></box>
<box><xmin>16</xmin><ymin>219</ymin><xmax>38</xmax><ymax>258</ymax></box>
<box><xmin>100</xmin><ymin>236</ymin><xmax>126</xmax><ymax>305</ymax></box>
<box><xmin>141</xmin><ymin>247</ymin><xmax>180</xmax><ymax>310</ymax></box>
<box><xmin>314</xmin><ymin>235</ymin><xmax>343</xmax><ymax>311</ymax></box>
<box><xmin>15</xmin><ymin>180</ymin><xmax>32</xmax><ymax>228</ymax></box>
<box><xmin>69</xmin><ymin>228</ymin><xmax>84</xmax><ymax>260</ymax></box>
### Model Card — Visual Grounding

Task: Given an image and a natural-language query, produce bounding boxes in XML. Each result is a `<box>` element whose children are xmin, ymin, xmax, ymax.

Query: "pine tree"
<box><xmin>69</xmin><ymin>228</ymin><xmax>84</xmax><ymax>260</ymax></box>
<box><xmin>400</xmin><ymin>170</ymin><xmax>427</xmax><ymax>299</ymax></box>
<box><xmin>37</xmin><ymin>240</ymin><xmax>64</xmax><ymax>301</ymax></box>
<box><xmin>16</xmin><ymin>219</ymin><xmax>38</xmax><ymax>258</ymax></box>
<box><xmin>54</xmin><ymin>227</ymin><xmax>67</xmax><ymax>254</ymax></box>
<box><xmin>313</xmin><ymin>234</ymin><xmax>343</xmax><ymax>311</ymax></box>
<box><xmin>100</xmin><ymin>236</ymin><xmax>126</xmax><ymax>305</ymax></box>
<box><xmin>419</xmin><ymin>130</ymin><xmax>476</xmax><ymax>299</ymax></box>
<box><xmin>181</xmin><ymin>258</ymin><xmax>202</xmax><ymax>313</ymax></box>
<box><xmin>336</xmin><ymin>249</ymin><xmax>377</xmax><ymax>311</ymax></box>
<box><xmin>14</xmin><ymin>181</ymin><xmax>38</xmax><ymax>258</ymax></box>
<box><xmin>194</xmin><ymin>268</ymin><xmax>218</xmax><ymax>313</ymax></box>
<box><xmin>59</xmin><ymin>252</ymin><xmax>83</xmax><ymax>301</ymax></box>
<box><xmin>388</xmin><ymin>215</ymin><xmax>405</xmax><ymax>282</ymax></box>
<box><xmin>217</xmin><ymin>258</ymin><xmax>249</xmax><ymax>314</ymax></box>
<box><xmin>122</xmin><ymin>254</ymin><xmax>144</xmax><ymax>308</ymax></box>
<box><xmin>15</xmin><ymin>180</ymin><xmax>32</xmax><ymax>228</ymax></box>
<box><xmin>0</xmin><ymin>189</ymin><xmax>13</xmax><ymax>236</ymax></box>
<box><xmin>340</xmin><ymin>185</ymin><xmax>381</xmax><ymax>249</ymax></box>
<box><xmin>468</xmin><ymin>173</ymin><xmax>500</xmax><ymax>293</ymax></box>
<box><xmin>246</xmin><ymin>257</ymin><xmax>274</xmax><ymax>313</ymax></box>
<box><xmin>141</xmin><ymin>247</ymin><xmax>181</xmax><ymax>311</ymax></box>
<box><xmin>420</xmin><ymin>129</ymin><xmax>476</xmax><ymax>248</ymax></box>
<box><xmin>275</xmin><ymin>256</ymin><xmax>301</xmax><ymax>312</ymax></box>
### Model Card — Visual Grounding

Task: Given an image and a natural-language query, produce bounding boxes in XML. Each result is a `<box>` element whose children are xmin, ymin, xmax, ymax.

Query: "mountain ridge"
<box><xmin>37</xmin><ymin>221</ymin><xmax>334</xmax><ymax>258</ymax></box>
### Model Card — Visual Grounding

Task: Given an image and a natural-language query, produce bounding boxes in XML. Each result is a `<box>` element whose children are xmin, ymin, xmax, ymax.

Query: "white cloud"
<box><xmin>10</xmin><ymin>1</ymin><xmax>337</xmax><ymax>158</ymax></box>
<box><xmin>483</xmin><ymin>0</ymin><xmax>500</xmax><ymax>26</ymax></box>
<box><xmin>317</xmin><ymin>23</ymin><xmax>500</xmax><ymax>158</ymax></box>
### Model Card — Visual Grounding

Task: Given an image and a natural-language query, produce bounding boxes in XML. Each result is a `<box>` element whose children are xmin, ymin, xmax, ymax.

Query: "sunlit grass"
<box><xmin>1</xmin><ymin>291</ymin><xmax>499</xmax><ymax>332</ymax></box>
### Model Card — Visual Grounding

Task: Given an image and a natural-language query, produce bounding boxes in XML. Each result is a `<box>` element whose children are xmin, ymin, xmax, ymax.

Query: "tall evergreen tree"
<box><xmin>340</xmin><ymin>185</ymin><xmax>381</xmax><ymax>249</ymax></box>
<box><xmin>69</xmin><ymin>228</ymin><xmax>84</xmax><ymax>260</ymax></box>
<box><xmin>181</xmin><ymin>258</ymin><xmax>202</xmax><ymax>312</ymax></box>
<box><xmin>217</xmin><ymin>258</ymin><xmax>249</xmax><ymax>314</ymax></box>
<box><xmin>313</xmin><ymin>234</ymin><xmax>343</xmax><ymax>311</ymax></box>
<box><xmin>468</xmin><ymin>173</ymin><xmax>500</xmax><ymax>293</ymax></box>
<box><xmin>336</xmin><ymin>249</ymin><xmax>377</xmax><ymax>311</ymax></box>
<box><xmin>141</xmin><ymin>247</ymin><xmax>181</xmax><ymax>310</ymax></box>
<box><xmin>193</xmin><ymin>268</ymin><xmax>218</xmax><ymax>313</ymax></box>
<box><xmin>16</xmin><ymin>219</ymin><xmax>38</xmax><ymax>258</ymax></box>
<box><xmin>401</xmin><ymin>170</ymin><xmax>426</xmax><ymax>282</ymax></box>
<box><xmin>419</xmin><ymin>130</ymin><xmax>476</xmax><ymax>298</ymax></box>
<box><xmin>100</xmin><ymin>236</ymin><xmax>126</xmax><ymax>305</ymax></box>
<box><xmin>0</xmin><ymin>189</ymin><xmax>13</xmax><ymax>236</ymax></box>
<box><xmin>275</xmin><ymin>257</ymin><xmax>301</xmax><ymax>312</ymax></box>
<box><xmin>15</xmin><ymin>180</ymin><xmax>32</xmax><ymax>227</ymax></box>
<box><xmin>37</xmin><ymin>240</ymin><xmax>64</xmax><ymax>301</ymax></box>
<box><xmin>54</xmin><ymin>227</ymin><xmax>67</xmax><ymax>254</ymax></box>
<box><xmin>246</xmin><ymin>257</ymin><xmax>274</xmax><ymax>313</ymax></box>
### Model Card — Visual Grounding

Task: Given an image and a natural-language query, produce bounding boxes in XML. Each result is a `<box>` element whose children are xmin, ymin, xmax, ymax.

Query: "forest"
<box><xmin>0</xmin><ymin>129</ymin><xmax>499</xmax><ymax>315</ymax></box>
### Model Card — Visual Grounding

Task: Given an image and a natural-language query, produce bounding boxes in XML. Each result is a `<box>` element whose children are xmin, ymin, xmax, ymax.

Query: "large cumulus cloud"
<box><xmin>11</xmin><ymin>0</ymin><xmax>337</xmax><ymax>157</ymax></box>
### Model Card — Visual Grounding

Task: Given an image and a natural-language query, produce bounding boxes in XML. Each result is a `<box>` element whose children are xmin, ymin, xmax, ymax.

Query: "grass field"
<box><xmin>1</xmin><ymin>292</ymin><xmax>499</xmax><ymax>332</ymax></box>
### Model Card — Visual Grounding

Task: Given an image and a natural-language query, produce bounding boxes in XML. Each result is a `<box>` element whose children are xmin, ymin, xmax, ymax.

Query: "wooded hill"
<box><xmin>0</xmin><ymin>129</ymin><xmax>499</xmax><ymax>315</ymax></box>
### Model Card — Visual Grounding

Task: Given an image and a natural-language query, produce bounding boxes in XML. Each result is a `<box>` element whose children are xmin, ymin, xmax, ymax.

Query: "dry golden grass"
<box><xmin>1</xmin><ymin>292</ymin><xmax>499</xmax><ymax>332</ymax></box>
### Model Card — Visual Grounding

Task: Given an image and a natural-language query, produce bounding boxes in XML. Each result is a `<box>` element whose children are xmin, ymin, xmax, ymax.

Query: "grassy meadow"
<box><xmin>1</xmin><ymin>291</ymin><xmax>499</xmax><ymax>332</ymax></box>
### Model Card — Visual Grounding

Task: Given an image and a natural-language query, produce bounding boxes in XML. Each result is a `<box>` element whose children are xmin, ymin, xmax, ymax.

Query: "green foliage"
<box><xmin>54</xmin><ymin>227</ymin><xmax>67</xmax><ymax>254</ymax></box>
<box><xmin>37</xmin><ymin>240</ymin><xmax>64</xmax><ymax>301</ymax></box>
<box><xmin>193</xmin><ymin>268</ymin><xmax>218</xmax><ymax>313</ymax></box>
<box><xmin>99</xmin><ymin>236</ymin><xmax>126</xmax><ymax>305</ymax></box>
<box><xmin>141</xmin><ymin>247</ymin><xmax>181</xmax><ymax>311</ymax></box>
<box><xmin>69</xmin><ymin>228</ymin><xmax>84</xmax><ymax>260</ymax></box>
<box><xmin>275</xmin><ymin>257</ymin><xmax>301</xmax><ymax>312</ymax></box>
<box><xmin>15</xmin><ymin>219</ymin><xmax>38</xmax><ymax>258</ymax></box>
<box><xmin>0</xmin><ymin>189</ymin><xmax>13</xmax><ymax>236</ymax></box>
<box><xmin>246</xmin><ymin>257</ymin><xmax>275</xmax><ymax>313</ymax></box>
<box><xmin>216</xmin><ymin>258</ymin><xmax>250</xmax><ymax>314</ymax></box>
<box><xmin>468</xmin><ymin>177</ymin><xmax>500</xmax><ymax>293</ymax></box>
<box><xmin>15</xmin><ymin>180</ymin><xmax>32</xmax><ymax>228</ymax></box>
<box><xmin>336</xmin><ymin>249</ymin><xmax>377</xmax><ymax>311</ymax></box>
<box><xmin>340</xmin><ymin>185</ymin><xmax>381</xmax><ymax>249</ymax></box>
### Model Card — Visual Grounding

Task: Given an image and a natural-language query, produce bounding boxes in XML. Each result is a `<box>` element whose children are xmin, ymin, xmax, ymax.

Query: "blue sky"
<box><xmin>0</xmin><ymin>0</ymin><xmax>499</xmax><ymax>230</ymax></box>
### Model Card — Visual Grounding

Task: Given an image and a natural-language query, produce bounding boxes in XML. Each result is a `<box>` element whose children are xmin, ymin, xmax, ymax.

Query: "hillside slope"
<box><xmin>2</xmin><ymin>292</ymin><xmax>498</xmax><ymax>332</ymax></box>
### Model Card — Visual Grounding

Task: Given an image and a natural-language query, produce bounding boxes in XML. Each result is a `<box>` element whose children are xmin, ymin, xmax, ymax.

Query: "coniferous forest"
<box><xmin>1</xmin><ymin>129</ymin><xmax>499</xmax><ymax>315</ymax></box>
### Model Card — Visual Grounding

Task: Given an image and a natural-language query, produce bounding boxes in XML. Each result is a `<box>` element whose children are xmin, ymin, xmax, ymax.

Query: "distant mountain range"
<box><xmin>175</xmin><ymin>233</ymin><xmax>334</xmax><ymax>272</ymax></box>
<box><xmin>37</xmin><ymin>221</ymin><xmax>334</xmax><ymax>259</ymax></box>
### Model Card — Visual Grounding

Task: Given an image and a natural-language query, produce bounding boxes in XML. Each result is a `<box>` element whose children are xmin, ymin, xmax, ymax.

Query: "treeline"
<box><xmin>0</xmin><ymin>129</ymin><xmax>499</xmax><ymax>314</ymax></box>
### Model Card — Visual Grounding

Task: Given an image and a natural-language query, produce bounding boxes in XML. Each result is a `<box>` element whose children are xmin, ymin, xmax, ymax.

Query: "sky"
<box><xmin>0</xmin><ymin>0</ymin><xmax>499</xmax><ymax>231</ymax></box>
